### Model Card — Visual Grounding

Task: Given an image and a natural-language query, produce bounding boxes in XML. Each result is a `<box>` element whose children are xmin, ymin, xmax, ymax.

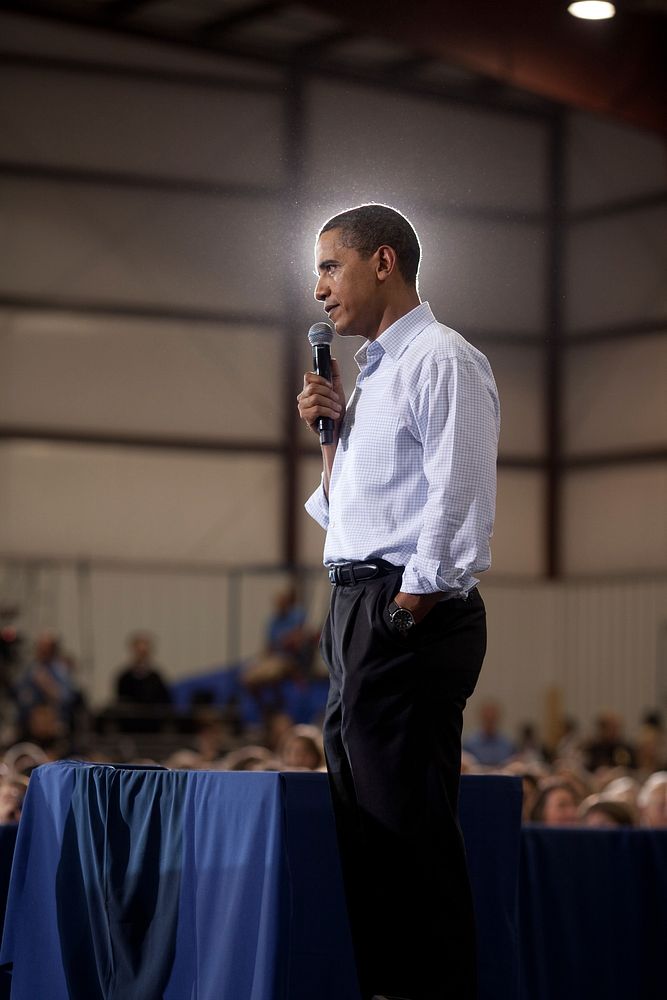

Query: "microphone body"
<box><xmin>308</xmin><ymin>322</ymin><xmax>335</xmax><ymax>446</ymax></box>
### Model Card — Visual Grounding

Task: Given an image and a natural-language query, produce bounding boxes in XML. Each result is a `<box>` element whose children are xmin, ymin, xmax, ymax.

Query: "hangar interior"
<box><xmin>0</xmin><ymin>1</ymin><xmax>665</xmax><ymax>739</ymax></box>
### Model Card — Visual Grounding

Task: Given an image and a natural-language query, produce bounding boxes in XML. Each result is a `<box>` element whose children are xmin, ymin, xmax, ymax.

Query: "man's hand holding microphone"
<box><xmin>297</xmin><ymin>323</ymin><xmax>346</xmax><ymax>496</ymax></box>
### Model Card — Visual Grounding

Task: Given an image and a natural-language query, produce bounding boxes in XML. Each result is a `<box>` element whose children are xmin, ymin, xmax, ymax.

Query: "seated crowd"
<box><xmin>462</xmin><ymin>700</ymin><xmax>667</xmax><ymax>828</ymax></box>
<box><xmin>0</xmin><ymin>622</ymin><xmax>666</xmax><ymax>832</ymax></box>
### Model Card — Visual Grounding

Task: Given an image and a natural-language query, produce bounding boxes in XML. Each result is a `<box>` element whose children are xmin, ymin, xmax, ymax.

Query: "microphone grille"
<box><xmin>308</xmin><ymin>322</ymin><xmax>334</xmax><ymax>346</ymax></box>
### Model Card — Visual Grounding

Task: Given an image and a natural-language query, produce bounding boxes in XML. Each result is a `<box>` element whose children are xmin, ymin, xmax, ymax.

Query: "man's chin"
<box><xmin>332</xmin><ymin>316</ymin><xmax>356</xmax><ymax>337</ymax></box>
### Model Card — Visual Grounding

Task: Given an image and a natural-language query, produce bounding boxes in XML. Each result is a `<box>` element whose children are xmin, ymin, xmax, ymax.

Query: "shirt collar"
<box><xmin>354</xmin><ymin>301</ymin><xmax>435</xmax><ymax>370</ymax></box>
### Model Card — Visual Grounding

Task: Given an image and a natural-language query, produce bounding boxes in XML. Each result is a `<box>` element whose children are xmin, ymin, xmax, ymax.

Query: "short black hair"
<box><xmin>319</xmin><ymin>204</ymin><xmax>421</xmax><ymax>285</ymax></box>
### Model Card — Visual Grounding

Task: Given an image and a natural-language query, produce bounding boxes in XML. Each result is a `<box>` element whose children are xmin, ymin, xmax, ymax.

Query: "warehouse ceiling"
<box><xmin>1</xmin><ymin>0</ymin><xmax>665</xmax><ymax>132</ymax></box>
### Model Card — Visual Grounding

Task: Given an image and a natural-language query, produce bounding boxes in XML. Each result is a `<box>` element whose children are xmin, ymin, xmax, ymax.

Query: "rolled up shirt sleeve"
<box><xmin>400</xmin><ymin>355</ymin><xmax>499</xmax><ymax>597</ymax></box>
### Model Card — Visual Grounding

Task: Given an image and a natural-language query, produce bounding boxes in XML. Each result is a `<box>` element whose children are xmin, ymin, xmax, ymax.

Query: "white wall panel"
<box><xmin>467</xmin><ymin>582</ymin><xmax>559</xmax><ymax>738</ymax></box>
<box><xmin>466</xmin><ymin>577</ymin><xmax>667</xmax><ymax>746</ymax></box>
<box><xmin>306</xmin><ymin>82</ymin><xmax>547</xmax><ymax>211</ymax></box>
<box><xmin>564</xmin><ymin>335</ymin><xmax>667</xmax><ymax>455</ymax></box>
<box><xmin>0</xmin><ymin>67</ymin><xmax>285</xmax><ymax>186</ymax></box>
<box><xmin>566</xmin><ymin>208</ymin><xmax>667</xmax><ymax>332</ymax></box>
<box><xmin>0</xmin><ymin>181</ymin><xmax>283</xmax><ymax>314</ymax></box>
<box><xmin>417</xmin><ymin>216</ymin><xmax>544</xmax><ymax>335</ymax></box>
<box><xmin>90</xmin><ymin>568</ymin><xmax>230</xmax><ymax>705</ymax></box>
<box><xmin>489</xmin><ymin>469</ymin><xmax>544</xmax><ymax>577</ymax></box>
<box><xmin>568</xmin><ymin>112</ymin><xmax>667</xmax><ymax>211</ymax></box>
<box><xmin>563</xmin><ymin>465</ymin><xmax>667</xmax><ymax>574</ymax></box>
<box><xmin>0</xmin><ymin>442</ymin><xmax>283</xmax><ymax>565</ymax></box>
<box><xmin>556</xmin><ymin>579</ymin><xmax>665</xmax><ymax>740</ymax></box>
<box><xmin>0</xmin><ymin>311</ymin><xmax>283</xmax><ymax>441</ymax></box>
<box><xmin>485</xmin><ymin>344</ymin><xmax>543</xmax><ymax>458</ymax></box>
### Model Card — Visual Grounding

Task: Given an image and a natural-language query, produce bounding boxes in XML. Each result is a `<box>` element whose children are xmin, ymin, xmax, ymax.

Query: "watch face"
<box><xmin>389</xmin><ymin>605</ymin><xmax>415</xmax><ymax>632</ymax></box>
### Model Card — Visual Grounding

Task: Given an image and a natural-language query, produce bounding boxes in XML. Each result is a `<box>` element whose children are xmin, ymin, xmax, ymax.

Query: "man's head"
<box><xmin>314</xmin><ymin>204</ymin><xmax>421</xmax><ymax>339</ymax></box>
<box><xmin>479</xmin><ymin>699</ymin><xmax>502</xmax><ymax>736</ymax></box>
<box><xmin>128</xmin><ymin>631</ymin><xmax>153</xmax><ymax>665</ymax></box>
<box><xmin>35</xmin><ymin>630</ymin><xmax>60</xmax><ymax>664</ymax></box>
<box><xmin>319</xmin><ymin>205</ymin><xmax>421</xmax><ymax>285</ymax></box>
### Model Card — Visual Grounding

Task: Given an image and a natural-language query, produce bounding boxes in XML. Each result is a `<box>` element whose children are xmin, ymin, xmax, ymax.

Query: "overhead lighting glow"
<box><xmin>568</xmin><ymin>1</ymin><xmax>616</xmax><ymax>19</ymax></box>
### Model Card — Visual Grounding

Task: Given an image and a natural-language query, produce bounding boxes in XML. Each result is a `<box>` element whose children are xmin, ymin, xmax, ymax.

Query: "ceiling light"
<box><xmin>567</xmin><ymin>1</ymin><xmax>616</xmax><ymax>19</ymax></box>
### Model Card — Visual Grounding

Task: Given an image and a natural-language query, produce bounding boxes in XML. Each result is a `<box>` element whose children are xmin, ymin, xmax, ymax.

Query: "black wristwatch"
<box><xmin>387</xmin><ymin>601</ymin><xmax>416</xmax><ymax>635</ymax></box>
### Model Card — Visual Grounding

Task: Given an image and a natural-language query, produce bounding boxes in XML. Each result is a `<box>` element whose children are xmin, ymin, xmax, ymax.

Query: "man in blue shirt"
<box><xmin>298</xmin><ymin>204</ymin><xmax>499</xmax><ymax>1000</ymax></box>
<box><xmin>464</xmin><ymin>700</ymin><xmax>517</xmax><ymax>767</ymax></box>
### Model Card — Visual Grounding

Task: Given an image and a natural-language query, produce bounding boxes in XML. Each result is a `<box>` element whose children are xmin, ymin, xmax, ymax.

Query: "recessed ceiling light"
<box><xmin>568</xmin><ymin>1</ymin><xmax>616</xmax><ymax>19</ymax></box>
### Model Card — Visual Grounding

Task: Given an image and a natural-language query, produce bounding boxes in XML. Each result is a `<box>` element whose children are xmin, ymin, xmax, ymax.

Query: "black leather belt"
<box><xmin>327</xmin><ymin>561</ymin><xmax>399</xmax><ymax>586</ymax></box>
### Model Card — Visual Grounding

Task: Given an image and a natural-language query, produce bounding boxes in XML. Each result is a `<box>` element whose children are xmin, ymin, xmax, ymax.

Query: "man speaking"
<box><xmin>297</xmin><ymin>204</ymin><xmax>499</xmax><ymax>1000</ymax></box>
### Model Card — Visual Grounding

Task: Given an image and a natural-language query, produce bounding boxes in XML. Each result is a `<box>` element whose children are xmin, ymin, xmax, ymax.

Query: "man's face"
<box><xmin>35</xmin><ymin>633</ymin><xmax>57</xmax><ymax>663</ymax></box>
<box><xmin>480</xmin><ymin>703</ymin><xmax>500</xmax><ymax>735</ymax></box>
<box><xmin>132</xmin><ymin>637</ymin><xmax>151</xmax><ymax>661</ymax></box>
<box><xmin>314</xmin><ymin>229</ymin><xmax>380</xmax><ymax>338</ymax></box>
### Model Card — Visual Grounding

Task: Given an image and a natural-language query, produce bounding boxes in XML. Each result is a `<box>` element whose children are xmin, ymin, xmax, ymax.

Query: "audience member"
<box><xmin>116</xmin><ymin>632</ymin><xmax>172</xmax><ymax>705</ymax></box>
<box><xmin>464</xmin><ymin>700</ymin><xmax>516</xmax><ymax>767</ymax></box>
<box><xmin>553</xmin><ymin>715</ymin><xmax>584</xmax><ymax>765</ymax></box>
<box><xmin>514</xmin><ymin>723</ymin><xmax>548</xmax><ymax>765</ymax></box>
<box><xmin>636</xmin><ymin>710</ymin><xmax>666</xmax><ymax>775</ymax></box>
<box><xmin>598</xmin><ymin>774</ymin><xmax>641</xmax><ymax>821</ymax></box>
<box><xmin>222</xmin><ymin>745</ymin><xmax>278</xmax><ymax>771</ymax></box>
<box><xmin>14</xmin><ymin>631</ymin><xmax>78</xmax><ymax>740</ymax></box>
<box><xmin>192</xmin><ymin>716</ymin><xmax>227</xmax><ymax>764</ymax></box>
<box><xmin>22</xmin><ymin>704</ymin><xmax>68</xmax><ymax>757</ymax></box>
<box><xmin>583</xmin><ymin>710</ymin><xmax>637</xmax><ymax>772</ymax></box>
<box><xmin>637</xmin><ymin>771</ymin><xmax>667</xmax><ymax>828</ymax></box>
<box><xmin>241</xmin><ymin>587</ymin><xmax>318</xmax><ymax>716</ymax></box>
<box><xmin>0</xmin><ymin>776</ymin><xmax>28</xmax><ymax>824</ymax></box>
<box><xmin>529</xmin><ymin>779</ymin><xmax>580</xmax><ymax>825</ymax></box>
<box><xmin>551</xmin><ymin>764</ymin><xmax>594</xmax><ymax>803</ymax></box>
<box><xmin>164</xmin><ymin>749</ymin><xmax>202</xmax><ymax>771</ymax></box>
<box><xmin>517</xmin><ymin>771</ymin><xmax>541</xmax><ymax>823</ymax></box>
<box><xmin>263</xmin><ymin>710</ymin><xmax>296</xmax><ymax>754</ymax></box>
<box><xmin>278</xmin><ymin>724</ymin><xmax>324</xmax><ymax>771</ymax></box>
<box><xmin>115</xmin><ymin>632</ymin><xmax>172</xmax><ymax>731</ymax></box>
<box><xmin>578</xmin><ymin>797</ymin><xmax>635</xmax><ymax>828</ymax></box>
<box><xmin>3</xmin><ymin>741</ymin><xmax>48</xmax><ymax>777</ymax></box>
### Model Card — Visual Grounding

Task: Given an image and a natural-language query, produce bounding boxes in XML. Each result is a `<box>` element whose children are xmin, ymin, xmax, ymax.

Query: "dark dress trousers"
<box><xmin>321</xmin><ymin>565</ymin><xmax>486</xmax><ymax>1000</ymax></box>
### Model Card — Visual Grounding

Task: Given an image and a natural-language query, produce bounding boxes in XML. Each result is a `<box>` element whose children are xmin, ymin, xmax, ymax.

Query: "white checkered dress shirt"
<box><xmin>305</xmin><ymin>302</ymin><xmax>500</xmax><ymax>597</ymax></box>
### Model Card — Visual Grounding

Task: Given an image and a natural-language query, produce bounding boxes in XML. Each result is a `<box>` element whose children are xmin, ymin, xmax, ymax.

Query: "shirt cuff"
<box><xmin>400</xmin><ymin>555</ymin><xmax>474</xmax><ymax>598</ymax></box>
<box><xmin>304</xmin><ymin>478</ymin><xmax>329</xmax><ymax>530</ymax></box>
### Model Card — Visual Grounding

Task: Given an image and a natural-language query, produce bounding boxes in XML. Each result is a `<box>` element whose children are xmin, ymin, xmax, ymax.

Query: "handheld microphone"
<box><xmin>308</xmin><ymin>322</ymin><xmax>335</xmax><ymax>445</ymax></box>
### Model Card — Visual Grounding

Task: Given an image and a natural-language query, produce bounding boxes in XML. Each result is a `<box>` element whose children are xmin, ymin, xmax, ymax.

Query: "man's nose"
<box><xmin>314</xmin><ymin>274</ymin><xmax>328</xmax><ymax>301</ymax></box>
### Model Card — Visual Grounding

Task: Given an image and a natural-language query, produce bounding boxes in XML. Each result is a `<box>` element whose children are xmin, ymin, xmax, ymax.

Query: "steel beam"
<box><xmin>545</xmin><ymin>110</ymin><xmax>565</xmax><ymax>579</ymax></box>
<box><xmin>281</xmin><ymin>66</ymin><xmax>307</xmax><ymax>571</ymax></box>
<box><xmin>0</xmin><ymin>49</ymin><xmax>279</xmax><ymax>94</ymax></box>
<box><xmin>0</xmin><ymin>294</ymin><xmax>280</xmax><ymax>328</ymax></box>
<box><xmin>0</xmin><ymin>4</ymin><xmax>555</xmax><ymax>121</ymax></box>
<box><xmin>0</xmin><ymin>160</ymin><xmax>284</xmax><ymax>199</ymax></box>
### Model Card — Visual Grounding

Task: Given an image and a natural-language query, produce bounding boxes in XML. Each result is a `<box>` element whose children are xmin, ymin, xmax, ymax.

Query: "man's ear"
<box><xmin>375</xmin><ymin>244</ymin><xmax>398</xmax><ymax>282</ymax></box>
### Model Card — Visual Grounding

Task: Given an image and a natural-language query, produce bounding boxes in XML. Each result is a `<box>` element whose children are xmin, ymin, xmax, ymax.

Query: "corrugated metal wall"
<box><xmin>475</xmin><ymin>577</ymin><xmax>667</xmax><ymax>740</ymax></box>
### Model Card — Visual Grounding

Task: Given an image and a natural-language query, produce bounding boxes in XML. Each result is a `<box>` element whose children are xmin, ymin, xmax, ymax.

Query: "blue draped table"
<box><xmin>0</xmin><ymin>762</ymin><xmax>520</xmax><ymax>1000</ymax></box>
<box><xmin>520</xmin><ymin>825</ymin><xmax>667</xmax><ymax>1000</ymax></box>
<box><xmin>0</xmin><ymin>826</ymin><xmax>17</xmax><ymax>1000</ymax></box>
